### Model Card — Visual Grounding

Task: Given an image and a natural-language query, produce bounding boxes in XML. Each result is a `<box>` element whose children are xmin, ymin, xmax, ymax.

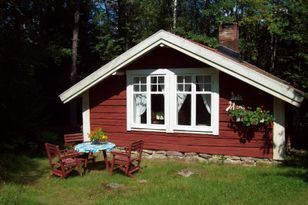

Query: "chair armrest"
<box><xmin>111</xmin><ymin>151</ymin><xmax>129</xmax><ymax>157</ymax></box>
<box><xmin>60</xmin><ymin>150</ymin><xmax>80</xmax><ymax>159</ymax></box>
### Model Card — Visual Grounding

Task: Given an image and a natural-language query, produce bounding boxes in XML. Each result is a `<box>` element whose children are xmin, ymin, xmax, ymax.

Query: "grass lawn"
<box><xmin>0</xmin><ymin>154</ymin><xmax>308</xmax><ymax>205</ymax></box>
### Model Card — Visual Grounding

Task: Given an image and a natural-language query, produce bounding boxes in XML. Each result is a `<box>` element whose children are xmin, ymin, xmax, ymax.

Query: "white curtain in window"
<box><xmin>134</xmin><ymin>94</ymin><xmax>147</xmax><ymax>123</ymax></box>
<box><xmin>177</xmin><ymin>93</ymin><xmax>187</xmax><ymax>111</ymax></box>
<box><xmin>201</xmin><ymin>94</ymin><xmax>211</xmax><ymax>114</ymax></box>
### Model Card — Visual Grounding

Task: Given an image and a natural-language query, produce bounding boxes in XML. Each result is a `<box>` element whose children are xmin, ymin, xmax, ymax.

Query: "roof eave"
<box><xmin>59</xmin><ymin>30</ymin><xmax>305</xmax><ymax>107</ymax></box>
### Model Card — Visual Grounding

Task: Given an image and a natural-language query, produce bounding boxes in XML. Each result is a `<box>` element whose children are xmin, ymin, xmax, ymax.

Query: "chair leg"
<box><xmin>76</xmin><ymin>160</ymin><xmax>82</xmax><ymax>176</ymax></box>
<box><xmin>110</xmin><ymin>159</ymin><xmax>114</xmax><ymax>175</ymax></box>
<box><xmin>83</xmin><ymin>158</ymin><xmax>88</xmax><ymax>174</ymax></box>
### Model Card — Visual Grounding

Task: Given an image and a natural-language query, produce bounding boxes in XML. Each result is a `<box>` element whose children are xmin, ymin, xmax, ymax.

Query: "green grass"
<box><xmin>0</xmin><ymin>154</ymin><xmax>308</xmax><ymax>205</ymax></box>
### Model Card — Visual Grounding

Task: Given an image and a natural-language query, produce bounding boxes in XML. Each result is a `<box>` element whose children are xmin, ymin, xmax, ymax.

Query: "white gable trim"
<box><xmin>273</xmin><ymin>98</ymin><xmax>285</xmax><ymax>160</ymax></box>
<box><xmin>82</xmin><ymin>91</ymin><xmax>90</xmax><ymax>141</ymax></box>
<box><xmin>59</xmin><ymin>30</ymin><xmax>304</xmax><ymax>107</ymax></box>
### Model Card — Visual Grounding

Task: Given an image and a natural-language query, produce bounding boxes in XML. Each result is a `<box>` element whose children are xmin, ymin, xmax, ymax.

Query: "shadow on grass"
<box><xmin>276</xmin><ymin>149</ymin><xmax>308</xmax><ymax>184</ymax></box>
<box><xmin>283</xmin><ymin>149</ymin><xmax>308</xmax><ymax>168</ymax></box>
<box><xmin>86</xmin><ymin>160</ymin><xmax>109</xmax><ymax>174</ymax></box>
<box><xmin>277</xmin><ymin>168</ymin><xmax>308</xmax><ymax>184</ymax></box>
<box><xmin>0</xmin><ymin>153</ymin><xmax>46</xmax><ymax>185</ymax></box>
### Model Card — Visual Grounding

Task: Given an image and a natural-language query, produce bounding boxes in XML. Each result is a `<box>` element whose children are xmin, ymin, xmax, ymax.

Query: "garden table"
<box><xmin>74</xmin><ymin>141</ymin><xmax>116</xmax><ymax>171</ymax></box>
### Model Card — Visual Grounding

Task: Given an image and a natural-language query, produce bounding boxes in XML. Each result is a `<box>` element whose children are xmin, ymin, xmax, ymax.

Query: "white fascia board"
<box><xmin>157</xmin><ymin>32</ymin><xmax>304</xmax><ymax>107</ymax></box>
<box><xmin>59</xmin><ymin>30</ymin><xmax>167</xmax><ymax>103</ymax></box>
<box><xmin>60</xmin><ymin>30</ymin><xmax>304</xmax><ymax>107</ymax></box>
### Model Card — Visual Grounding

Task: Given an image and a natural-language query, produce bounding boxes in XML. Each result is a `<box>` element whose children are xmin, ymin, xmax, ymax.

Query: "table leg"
<box><xmin>102</xmin><ymin>150</ymin><xmax>109</xmax><ymax>171</ymax></box>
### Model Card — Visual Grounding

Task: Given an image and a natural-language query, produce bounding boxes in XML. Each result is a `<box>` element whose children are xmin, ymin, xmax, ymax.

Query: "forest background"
<box><xmin>0</xmin><ymin>0</ymin><xmax>307</xmax><ymax>154</ymax></box>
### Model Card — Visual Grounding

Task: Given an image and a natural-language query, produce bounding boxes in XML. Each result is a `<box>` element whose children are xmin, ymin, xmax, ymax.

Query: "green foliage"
<box><xmin>179</xmin><ymin>31</ymin><xmax>219</xmax><ymax>48</ymax></box>
<box><xmin>228</xmin><ymin>107</ymin><xmax>274</xmax><ymax>127</ymax></box>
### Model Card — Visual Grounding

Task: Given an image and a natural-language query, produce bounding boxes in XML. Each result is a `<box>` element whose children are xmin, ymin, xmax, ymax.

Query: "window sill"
<box><xmin>127</xmin><ymin>127</ymin><xmax>218</xmax><ymax>135</ymax></box>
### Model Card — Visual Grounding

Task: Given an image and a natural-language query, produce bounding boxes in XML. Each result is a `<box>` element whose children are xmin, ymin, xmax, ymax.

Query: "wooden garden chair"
<box><xmin>45</xmin><ymin>143</ymin><xmax>84</xmax><ymax>179</ymax></box>
<box><xmin>64</xmin><ymin>133</ymin><xmax>95</xmax><ymax>173</ymax></box>
<box><xmin>64</xmin><ymin>133</ymin><xmax>84</xmax><ymax>148</ymax></box>
<box><xmin>110</xmin><ymin>140</ymin><xmax>144</xmax><ymax>177</ymax></box>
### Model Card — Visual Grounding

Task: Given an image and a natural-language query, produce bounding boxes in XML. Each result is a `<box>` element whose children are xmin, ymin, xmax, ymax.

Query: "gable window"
<box><xmin>127</xmin><ymin>68</ymin><xmax>219</xmax><ymax>135</ymax></box>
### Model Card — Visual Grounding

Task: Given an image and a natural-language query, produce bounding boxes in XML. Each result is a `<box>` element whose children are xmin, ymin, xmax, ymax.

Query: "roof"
<box><xmin>59</xmin><ymin>30</ymin><xmax>304</xmax><ymax>107</ymax></box>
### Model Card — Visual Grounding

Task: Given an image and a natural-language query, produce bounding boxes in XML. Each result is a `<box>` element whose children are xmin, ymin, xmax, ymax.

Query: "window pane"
<box><xmin>151</xmin><ymin>76</ymin><xmax>157</xmax><ymax>83</ymax></box>
<box><xmin>197</xmin><ymin>76</ymin><xmax>211</xmax><ymax>92</ymax></box>
<box><xmin>204</xmin><ymin>76</ymin><xmax>211</xmax><ymax>83</ymax></box>
<box><xmin>151</xmin><ymin>84</ymin><xmax>157</xmax><ymax>91</ymax></box>
<box><xmin>196</xmin><ymin>94</ymin><xmax>211</xmax><ymax>126</ymax></box>
<box><xmin>158</xmin><ymin>84</ymin><xmax>164</xmax><ymax>92</ymax></box>
<box><xmin>177</xmin><ymin>76</ymin><xmax>183</xmax><ymax>83</ymax></box>
<box><xmin>185</xmin><ymin>84</ymin><xmax>191</xmax><ymax>91</ymax></box>
<box><xmin>134</xmin><ymin>94</ymin><xmax>147</xmax><ymax>124</ymax></box>
<box><xmin>141</xmin><ymin>77</ymin><xmax>146</xmax><ymax>83</ymax></box>
<box><xmin>177</xmin><ymin>94</ymin><xmax>191</xmax><ymax>125</ymax></box>
<box><xmin>177</xmin><ymin>84</ymin><xmax>183</xmax><ymax>91</ymax></box>
<box><xmin>196</xmin><ymin>83</ymin><xmax>204</xmax><ymax>91</ymax></box>
<box><xmin>141</xmin><ymin>85</ymin><xmax>146</xmax><ymax>91</ymax></box>
<box><xmin>151</xmin><ymin>94</ymin><xmax>164</xmax><ymax>124</ymax></box>
<box><xmin>196</xmin><ymin>76</ymin><xmax>204</xmax><ymax>84</ymax></box>
<box><xmin>158</xmin><ymin>76</ymin><xmax>164</xmax><ymax>83</ymax></box>
<box><xmin>134</xmin><ymin>85</ymin><xmax>139</xmax><ymax>91</ymax></box>
<box><xmin>185</xmin><ymin>76</ymin><xmax>191</xmax><ymax>83</ymax></box>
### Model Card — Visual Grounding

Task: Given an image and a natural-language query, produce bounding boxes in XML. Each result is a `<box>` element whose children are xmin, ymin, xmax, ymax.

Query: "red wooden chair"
<box><xmin>64</xmin><ymin>133</ymin><xmax>84</xmax><ymax>148</ymax></box>
<box><xmin>45</xmin><ymin>143</ymin><xmax>84</xmax><ymax>179</ymax></box>
<box><xmin>64</xmin><ymin>133</ymin><xmax>96</xmax><ymax>173</ymax></box>
<box><xmin>110</xmin><ymin>140</ymin><xmax>144</xmax><ymax>177</ymax></box>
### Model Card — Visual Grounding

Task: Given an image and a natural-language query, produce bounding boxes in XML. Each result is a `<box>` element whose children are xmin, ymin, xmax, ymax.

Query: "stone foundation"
<box><xmin>141</xmin><ymin>149</ymin><xmax>281</xmax><ymax>166</ymax></box>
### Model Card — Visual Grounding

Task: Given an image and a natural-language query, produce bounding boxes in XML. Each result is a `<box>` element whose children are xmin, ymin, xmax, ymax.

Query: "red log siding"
<box><xmin>89</xmin><ymin>48</ymin><xmax>273</xmax><ymax>158</ymax></box>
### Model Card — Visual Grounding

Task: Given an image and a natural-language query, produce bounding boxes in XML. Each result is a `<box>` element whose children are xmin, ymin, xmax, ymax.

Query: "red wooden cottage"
<box><xmin>59</xmin><ymin>25</ymin><xmax>304</xmax><ymax>160</ymax></box>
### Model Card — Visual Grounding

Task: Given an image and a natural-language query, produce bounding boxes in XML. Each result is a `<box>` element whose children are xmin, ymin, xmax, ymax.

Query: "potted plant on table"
<box><xmin>88</xmin><ymin>128</ymin><xmax>108</xmax><ymax>144</ymax></box>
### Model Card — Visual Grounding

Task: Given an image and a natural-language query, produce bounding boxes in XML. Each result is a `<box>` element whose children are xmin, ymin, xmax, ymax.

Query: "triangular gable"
<box><xmin>59</xmin><ymin>30</ymin><xmax>304</xmax><ymax>107</ymax></box>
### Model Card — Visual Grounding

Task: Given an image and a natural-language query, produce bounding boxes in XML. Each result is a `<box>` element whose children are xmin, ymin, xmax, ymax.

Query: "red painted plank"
<box><xmin>91</xmin><ymin>105</ymin><xmax>126</xmax><ymax>113</ymax></box>
<box><xmin>97</xmin><ymin>99</ymin><xmax>126</xmax><ymax>106</ymax></box>
<box><xmin>91</xmin><ymin>113</ymin><xmax>126</xmax><ymax>119</ymax></box>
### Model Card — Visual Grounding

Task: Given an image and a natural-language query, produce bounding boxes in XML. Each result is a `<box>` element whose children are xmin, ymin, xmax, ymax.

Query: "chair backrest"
<box><xmin>64</xmin><ymin>133</ymin><xmax>83</xmax><ymax>147</ymax></box>
<box><xmin>127</xmin><ymin>140</ymin><xmax>144</xmax><ymax>161</ymax></box>
<box><xmin>45</xmin><ymin>143</ymin><xmax>61</xmax><ymax>166</ymax></box>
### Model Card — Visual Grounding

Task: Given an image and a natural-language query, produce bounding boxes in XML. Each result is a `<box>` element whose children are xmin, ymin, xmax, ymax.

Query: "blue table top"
<box><xmin>74</xmin><ymin>142</ymin><xmax>116</xmax><ymax>153</ymax></box>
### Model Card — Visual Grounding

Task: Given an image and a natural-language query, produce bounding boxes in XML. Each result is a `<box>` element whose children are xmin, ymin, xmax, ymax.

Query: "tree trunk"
<box><xmin>104</xmin><ymin>0</ymin><xmax>111</xmax><ymax>32</ymax></box>
<box><xmin>204</xmin><ymin>0</ymin><xmax>208</xmax><ymax>35</ymax></box>
<box><xmin>173</xmin><ymin>0</ymin><xmax>177</xmax><ymax>32</ymax></box>
<box><xmin>70</xmin><ymin>0</ymin><xmax>80</xmax><ymax>129</ymax></box>
<box><xmin>270</xmin><ymin>33</ymin><xmax>277</xmax><ymax>73</ymax></box>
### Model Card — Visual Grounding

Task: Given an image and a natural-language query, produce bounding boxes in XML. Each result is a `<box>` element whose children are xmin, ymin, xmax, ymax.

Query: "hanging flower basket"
<box><xmin>228</xmin><ymin>107</ymin><xmax>273</xmax><ymax>127</ymax></box>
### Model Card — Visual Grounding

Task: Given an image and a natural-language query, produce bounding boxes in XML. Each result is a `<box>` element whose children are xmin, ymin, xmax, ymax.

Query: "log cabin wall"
<box><xmin>89</xmin><ymin>47</ymin><xmax>273</xmax><ymax>158</ymax></box>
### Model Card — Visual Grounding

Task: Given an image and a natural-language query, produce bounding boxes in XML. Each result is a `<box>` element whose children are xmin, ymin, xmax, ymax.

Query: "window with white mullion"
<box><xmin>133</xmin><ymin>76</ymin><xmax>147</xmax><ymax>124</ymax></box>
<box><xmin>176</xmin><ymin>76</ymin><xmax>192</xmax><ymax>126</ymax></box>
<box><xmin>196</xmin><ymin>75</ymin><xmax>212</xmax><ymax>127</ymax></box>
<box><xmin>150</xmin><ymin>75</ymin><xmax>165</xmax><ymax>125</ymax></box>
<box><xmin>127</xmin><ymin>68</ymin><xmax>219</xmax><ymax>135</ymax></box>
<box><xmin>176</xmin><ymin>75</ymin><xmax>212</xmax><ymax>128</ymax></box>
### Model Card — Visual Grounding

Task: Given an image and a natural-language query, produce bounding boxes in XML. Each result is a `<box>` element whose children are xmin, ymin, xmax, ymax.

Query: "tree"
<box><xmin>70</xmin><ymin>0</ymin><xmax>81</xmax><ymax>128</ymax></box>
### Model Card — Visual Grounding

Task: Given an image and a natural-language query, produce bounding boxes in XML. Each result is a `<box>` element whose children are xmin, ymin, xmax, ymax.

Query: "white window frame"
<box><xmin>127</xmin><ymin>68</ymin><xmax>219</xmax><ymax>135</ymax></box>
